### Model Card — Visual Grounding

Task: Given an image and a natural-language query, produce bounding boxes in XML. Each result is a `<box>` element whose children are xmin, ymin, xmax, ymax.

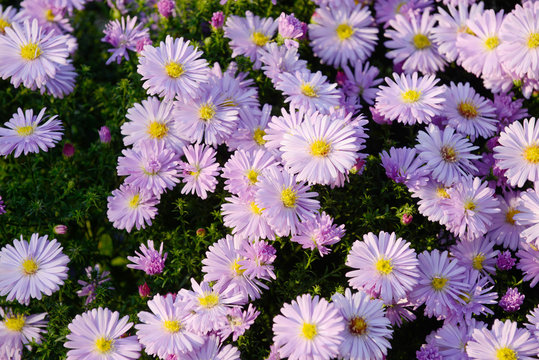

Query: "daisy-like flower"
<box><xmin>224</xmin><ymin>11</ymin><xmax>277</xmax><ymax>69</ymax></box>
<box><xmin>258</xmin><ymin>43</ymin><xmax>308</xmax><ymax>86</ymax></box>
<box><xmin>272</xmin><ymin>293</ymin><xmax>344</xmax><ymax>360</ymax></box>
<box><xmin>494</xmin><ymin>117</ymin><xmax>539</xmax><ymax>187</ymax></box>
<box><xmin>346</xmin><ymin>231</ymin><xmax>420</xmax><ymax>303</ymax></box>
<box><xmin>0</xmin><ymin>5</ymin><xmax>17</xmax><ymax>34</ymax></box>
<box><xmin>40</xmin><ymin>61</ymin><xmax>77</xmax><ymax>99</ymax></box>
<box><xmin>291</xmin><ymin>211</ymin><xmax>345</xmax><ymax>256</ymax></box>
<box><xmin>237</xmin><ymin>239</ymin><xmax>276</xmax><ymax>281</ymax></box>
<box><xmin>466</xmin><ymin>319</ymin><xmax>537</xmax><ymax>360</ymax></box>
<box><xmin>499</xmin><ymin>287</ymin><xmax>524</xmax><ymax>312</ymax></box>
<box><xmin>374</xmin><ymin>72</ymin><xmax>445</xmax><ymax>125</ymax></box>
<box><xmin>380</xmin><ymin>147</ymin><xmax>429</xmax><ymax>190</ymax></box>
<box><xmin>499</xmin><ymin>3</ymin><xmax>539</xmax><ymax>80</ymax></box>
<box><xmin>136</xmin><ymin>294</ymin><xmax>204</xmax><ymax>358</ymax></box>
<box><xmin>277</xmin><ymin>12</ymin><xmax>305</xmax><ymax>48</ymax></box>
<box><xmin>410</xmin><ymin>177</ymin><xmax>452</xmax><ymax>224</ymax></box>
<box><xmin>77</xmin><ymin>265</ymin><xmax>113</xmax><ymax>305</ymax></box>
<box><xmin>281</xmin><ymin>112</ymin><xmax>358</xmax><ymax>185</ymax></box>
<box><xmin>517</xmin><ymin>243</ymin><xmax>539</xmax><ymax>288</ymax></box>
<box><xmin>431</xmin><ymin>320</ymin><xmax>486</xmax><ymax>360</ymax></box>
<box><xmin>255</xmin><ymin>166</ymin><xmax>320</xmax><ymax>237</ymax></box>
<box><xmin>178</xmin><ymin>143</ymin><xmax>220</xmax><ymax>200</ymax></box>
<box><xmin>65</xmin><ymin>307</ymin><xmax>141</xmax><ymax>360</ymax></box>
<box><xmin>487</xmin><ymin>192</ymin><xmax>524</xmax><ymax>250</ymax></box>
<box><xmin>227</xmin><ymin>105</ymin><xmax>272</xmax><ymax>152</ymax></box>
<box><xmin>221</xmin><ymin>194</ymin><xmax>275</xmax><ymax>241</ymax></box>
<box><xmin>410</xmin><ymin>249</ymin><xmax>468</xmax><ymax>318</ymax></box>
<box><xmin>218</xmin><ymin>305</ymin><xmax>260</xmax><ymax>342</ymax></box>
<box><xmin>106</xmin><ymin>184</ymin><xmax>159</xmax><ymax>232</ymax></box>
<box><xmin>515</xmin><ymin>188</ymin><xmax>539</xmax><ymax>247</ymax></box>
<box><xmin>0</xmin><ymin>107</ymin><xmax>63</xmax><ymax>158</ymax></box>
<box><xmin>415</xmin><ymin>124</ymin><xmax>480</xmax><ymax>186</ymax></box>
<box><xmin>450</xmin><ymin>237</ymin><xmax>498</xmax><ymax>277</ymax></box>
<box><xmin>374</xmin><ymin>0</ymin><xmax>432</xmax><ymax>27</ymax></box>
<box><xmin>127</xmin><ymin>240</ymin><xmax>167</xmax><ymax>275</ymax></box>
<box><xmin>0</xmin><ymin>19</ymin><xmax>68</xmax><ymax>89</ymax></box>
<box><xmin>209</xmin><ymin>63</ymin><xmax>260</xmax><ymax>111</ymax></box>
<box><xmin>184</xmin><ymin>335</ymin><xmax>240</xmax><ymax>360</ymax></box>
<box><xmin>117</xmin><ymin>139</ymin><xmax>180</xmax><ymax>196</ymax></box>
<box><xmin>276</xmin><ymin>70</ymin><xmax>341</xmax><ymax>115</ymax></box>
<box><xmin>173</xmin><ymin>84</ymin><xmax>239</xmax><ymax>146</ymax></box>
<box><xmin>385</xmin><ymin>10</ymin><xmax>446</xmax><ymax>74</ymax></box>
<box><xmin>17</xmin><ymin>0</ymin><xmax>73</xmax><ymax>34</ymax></box>
<box><xmin>443</xmin><ymin>82</ymin><xmax>497</xmax><ymax>140</ymax></box>
<box><xmin>101</xmin><ymin>16</ymin><xmax>149</xmax><ymax>65</ymax></box>
<box><xmin>138</xmin><ymin>35</ymin><xmax>209</xmax><ymax>101</ymax></box>
<box><xmin>342</xmin><ymin>61</ymin><xmax>382</xmax><ymax>106</ymax></box>
<box><xmin>0</xmin><ymin>233</ymin><xmax>69</xmax><ymax>305</ymax></box>
<box><xmin>309</xmin><ymin>4</ymin><xmax>378</xmax><ymax>68</ymax></box>
<box><xmin>263</xmin><ymin>106</ymin><xmax>307</xmax><ymax>157</ymax></box>
<box><xmin>0</xmin><ymin>309</ymin><xmax>47</xmax><ymax>359</ymax></box>
<box><xmin>332</xmin><ymin>288</ymin><xmax>393</xmax><ymax>360</ymax></box>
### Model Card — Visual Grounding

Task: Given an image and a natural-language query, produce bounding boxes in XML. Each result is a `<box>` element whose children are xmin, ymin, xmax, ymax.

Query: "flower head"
<box><xmin>77</xmin><ymin>265</ymin><xmax>113</xmax><ymax>305</ymax></box>
<box><xmin>178</xmin><ymin>143</ymin><xmax>220</xmax><ymax>200</ymax></box>
<box><xmin>106</xmin><ymin>184</ymin><xmax>159</xmax><ymax>232</ymax></box>
<box><xmin>0</xmin><ymin>309</ymin><xmax>47</xmax><ymax>359</ymax></box>
<box><xmin>127</xmin><ymin>240</ymin><xmax>168</xmax><ymax>275</ymax></box>
<box><xmin>101</xmin><ymin>16</ymin><xmax>149</xmax><ymax>65</ymax></box>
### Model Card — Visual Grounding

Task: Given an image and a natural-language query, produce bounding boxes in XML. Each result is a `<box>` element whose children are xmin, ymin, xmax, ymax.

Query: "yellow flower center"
<box><xmin>401</xmin><ymin>89</ymin><xmax>421</xmax><ymax>103</ymax></box>
<box><xmin>4</xmin><ymin>314</ymin><xmax>25</xmax><ymax>332</ymax></box>
<box><xmin>523</xmin><ymin>144</ymin><xmax>539</xmax><ymax>164</ymax></box>
<box><xmin>458</xmin><ymin>25</ymin><xmax>475</xmax><ymax>35</ymax></box>
<box><xmin>45</xmin><ymin>9</ymin><xmax>55</xmax><ymax>22</ymax></box>
<box><xmin>16</xmin><ymin>125</ymin><xmax>34</xmax><ymax>136</ymax></box>
<box><xmin>20</xmin><ymin>43</ymin><xmax>42</xmax><ymax>60</ymax></box>
<box><xmin>231</xmin><ymin>259</ymin><xmax>246</xmax><ymax>276</ymax></box>
<box><xmin>496</xmin><ymin>347</ymin><xmax>517</xmax><ymax>360</ymax></box>
<box><xmin>22</xmin><ymin>258</ymin><xmax>39</xmax><ymax>275</ymax></box>
<box><xmin>199</xmin><ymin>104</ymin><xmax>216</xmax><ymax>121</ymax></box>
<box><xmin>250</xmin><ymin>201</ymin><xmax>263</xmax><ymax>215</ymax></box>
<box><xmin>310</xmin><ymin>140</ymin><xmax>331</xmax><ymax>157</ymax></box>
<box><xmin>199</xmin><ymin>292</ymin><xmax>219</xmax><ymax>308</ymax></box>
<box><xmin>527</xmin><ymin>33</ymin><xmax>539</xmax><ymax>49</ymax></box>
<box><xmin>301</xmin><ymin>83</ymin><xmax>318</xmax><ymax>97</ymax></box>
<box><xmin>280</xmin><ymin>188</ymin><xmax>297</xmax><ymax>208</ymax></box>
<box><xmin>147</xmin><ymin>121</ymin><xmax>168</xmax><ymax>139</ymax></box>
<box><xmin>165</xmin><ymin>62</ymin><xmax>184</xmax><ymax>78</ymax></box>
<box><xmin>128</xmin><ymin>194</ymin><xmax>140</xmax><ymax>209</ymax></box>
<box><xmin>505</xmin><ymin>208</ymin><xmax>519</xmax><ymax>225</ymax></box>
<box><xmin>0</xmin><ymin>18</ymin><xmax>11</xmax><ymax>33</ymax></box>
<box><xmin>163</xmin><ymin>320</ymin><xmax>181</xmax><ymax>333</ymax></box>
<box><xmin>464</xmin><ymin>200</ymin><xmax>476</xmax><ymax>211</ymax></box>
<box><xmin>246</xmin><ymin>169</ymin><xmax>259</xmax><ymax>184</ymax></box>
<box><xmin>95</xmin><ymin>337</ymin><xmax>114</xmax><ymax>354</ymax></box>
<box><xmin>336</xmin><ymin>24</ymin><xmax>354</xmax><ymax>41</ymax></box>
<box><xmin>348</xmin><ymin>316</ymin><xmax>367</xmax><ymax>336</ymax></box>
<box><xmin>431</xmin><ymin>276</ymin><xmax>448</xmax><ymax>291</ymax></box>
<box><xmin>301</xmin><ymin>323</ymin><xmax>317</xmax><ymax>340</ymax></box>
<box><xmin>472</xmin><ymin>254</ymin><xmax>485</xmax><ymax>270</ymax></box>
<box><xmin>457</xmin><ymin>101</ymin><xmax>478</xmax><ymax>119</ymax></box>
<box><xmin>413</xmin><ymin>34</ymin><xmax>431</xmax><ymax>49</ymax></box>
<box><xmin>485</xmin><ymin>36</ymin><xmax>500</xmax><ymax>50</ymax></box>
<box><xmin>440</xmin><ymin>145</ymin><xmax>458</xmax><ymax>163</ymax></box>
<box><xmin>251</xmin><ymin>32</ymin><xmax>269</xmax><ymax>46</ymax></box>
<box><xmin>436</xmin><ymin>186</ymin><xmax>450</xmax><ymax>199</ymax></box>
<box><xmin>375</xmin><ymin>258</ymin><xmax>393</xmax><ymax>275</ymax></box>
<box><xmin>253</xmin><ymin>128</ymin><xmax>267</xmax><ymax>145</ymax></box>
<box><xmin>459</xmin><ymin>291</ymin><xmax>472</xmax><ymax>304</ymax></box>
<box><xmin>395</xmin><ymin>1</ymin><xmax>406</xmax><ymax>13</ymax></box>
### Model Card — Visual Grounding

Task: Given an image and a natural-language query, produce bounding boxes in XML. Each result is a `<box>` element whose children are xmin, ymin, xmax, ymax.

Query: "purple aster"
<box><xmin>431</xmin><ymin>319</ymin><xmax>486</xmax><ymax>360</ymax></box>
<box><xmin>0</xmin><ymin>107</ymin><xmax>63</xmax><ymax>158</ymax></box>
<box><xmin>291</xmin><ymin>211</ymin><xmax>345</xmax><ymax>256</ymax></box>
<box><xmin>221</xmin><ymin>194</ymin><xmax>275</xmax><ymax>241</ymax></box>
<box><xmin>497</xmin><ymin>250</ymin><xmax>516</xmax><ymax>270</ymax></box>
<box><xmin>416</xmin><ymin>344</ymin><xmax>442</xmax><ymax>360</ymax></box>
<box><xmin>499</xmin><ymin>287</ymin><xmax>524</xmax><ymax>312</ymax></box>
<box><xmin>65</xmin><ymin>307</ymin><xmax>141</xmax><ymax>360</ymax></box>
<box><xmin>237</xmin><ymin>239</ymin><xmax>276</xmax><ymax>281</ymax></box>
<box><xmin>210</xmin><ymin>65</ymin><xmax>260</xmax><ymax>113</ymax></box>
<box><xmin>117</xmin><ymin>139</ymin><xmax>180</xmax><ymax>196</ymax></box>
<box><xmin>258</xmin><ymin>43</ymin><xmax>308</xmax><ymax>86</ymax></box>
<box><xmin>272</xmin><ymin>293</ymin><xmax>344</xmax><ymax>360</ymax></box>
<box><xmin>380</xmin><ymin>147</ymin><xmax>429</xmax><ymax>190</ymax></box>
<box><xmin>218</xmin><ymin>304</ymin><xmax>260</xmax><ymax>341</ymax></box>
<box><xmin>309</xmin><ymin>3</ymin><xmax>378</xmax><ymax>68</ymax></box>
<box><xmin>183</xmin><ymin>335</ymin><xmax>240</xmax><ymax>360</ymax></box>
<box><xmin>0</xmin><ymin>19</ymin><xmax>69</xmax><ymax>90</ymax></box>
<box><xmin>77</xmin><ymin>265</ymin><xmax>113</xmax><ymax>305</ymax></box>
<box><xmin>493</xmin><ymin>92</ymin><xmax>529</xmax><ymax>133</ymax></box>
<box><xmin>342</xmin><ymin>61</ymin><xmax>382</xmax><ymax>107</ymax></box>
<box><xmin>127</xmin><ymin>240</ymin><xmax>167</xmax><ymax>275</ymax></box>
<box><xmin>106</xmin><ymin>184</ymin><xmax>159</xmax><ymax>232</ymax></box>
<box><xmin>276</xmin><ymin>70</ymin><xmax>341</xmax><ymax>115</ymax></box>
<box><xmin>415</xmin><ymin>124</ymin><xmax>480</xmax><ymax>186</ymax></box>
<box><xmin>40</xmin><ymin>61</ymin><xmax>77</xmax><ymax>99</ymax></box>
<box><xmin>102</xmin><ymin>16</ymin><xmax>149</xmax><ymax>65</ymax></box>
<box><xmin>98</xmin><ymin>125</ymin><xmax>111</xmax><ymax>144</ymax></box>
<box><xmin>346</xmin><ymin>231</ymin><xmax>420</xmax><ymax>303</ymax></box>
<box><xmin>0</xmin><ymin>5</ymin><xmax>17</xmax><ymax>34</ymax></box>
<box><xmin>517</xmin><ymin>243</ymin><xmax>539</xmax><ymax>287</ymax></box>
<box><xmin>410</xmin><ymin>177</ymin><xmax>452</xmax><ymax>224</ymax></box>
<box><xmin>277</xmin><ymin>12</ymin><xmax>305</xmax><ymax>48</ymax></box>
<box><xmin>385</xmin><ymin>10</ymin><xmax>446</xmax><ymax>74</ymax></box>
<box><xmin>157</xmin><ymin>0</ymin><xmax>175</xmax><ymax>17</ymax></box>
<box><xmin>0</xmin><ymin>233</ymin><xmax>69</xmax><ymax>305</ymax></box>
<box><xmin>0</xmin><ymin>309</ymin><xmax>47</xmax><ymax>360</ymax></box>
<box><xmin>255</xmin><ymin>166</ymin><xmax>320</xmax><ymax>237</ymax></box>
<box><xmin>450</xmin><ymin>237</ymin><xmax>498</xmax><ymax>278</ymax></box>
<box><xmin>210</xmin><ymin>11</ymin><xmax>224</xmax><ymax>29</ymax></box>
<box><xmin>16</xmin><ymin>0</ymin><xmax>73</xmax><ymax>35</ymax></box>
<box><xmin>384</xmin><ymin>298</ymin><xmax>416</xmax><ymax>327</ymax></box>
<box><xmin>137</xmin><ymin>35</ymin><xmax>210</xmax><ymax>101</ymax></box>
<box><xmin>178</xmin><ymin>143</ymin><xmax>220</xmax><ymax>200</ymax></box>
<box><xmin>226</xmin><ymin>105</ymin><xmax>272</xmax><ymax>152</ymax></box>
<box><xmin>374</xmin><ymin>72</ymin><xmax>445</xmax><ymax>125</ymax></box>
<box><xmin>487</xmin><ymin>191</ymin><xmax>524</xmax><ymax>251</ymax></box>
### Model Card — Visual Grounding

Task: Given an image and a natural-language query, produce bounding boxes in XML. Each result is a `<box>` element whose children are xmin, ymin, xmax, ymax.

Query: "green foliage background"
<box><xmin>0</xmin><ymin>0</ymin><xmax>538</xmax><ymax>358</ymax></box>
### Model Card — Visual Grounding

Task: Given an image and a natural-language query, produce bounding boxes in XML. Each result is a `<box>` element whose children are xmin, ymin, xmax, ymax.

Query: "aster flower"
<box><xmin>136</xmin><ymin>294</ymin><xmax>204</xmax><ymax>358</ymax></box>
<box><xmin>291</xmin><ymin>211</ymin><xmax>345</xmax><ymax>256</ymax></box>
<box><xmin>40</xmin><ymin>61</ymin><xmax>77</xmax><ymax>99</ymax></box>
<box><xmin>263</xmin><ymin>106</ymin><xmax>307</xmax><ymax>158</ymax></box>
<box><xmin>416</xmin><ymin>344</ymin><xmax>442</xmax><ymax>360</ymax></box>
<box><xmin>0</xmin><ymin>19</ymin><xmax>69</xmax><ymax>89</ymax></box>
<box><xmin>178</xmin><ymin>143</ymin><xmax>220</xmax><ymax>200</ymax></box>
<box><xmin>493</xmin><ymin>92</ymin><xmax>529</xmax><ymax>133</ymax></box>
<box><xmin>385</xmin><ymin>10</ymin><xmax>446</xmax><ymax>74</ymax></box>
<box><xmin>466</xmin><ymin>319</ymin><xmax>537</xmax><ymax>360</ymax></box>
<box><xmin>380</xmin><ymin>147</ymin><xmax>429</xmax><ymax>190</ymax></box>
<box><xmin>0</xmin><ymin>5</ymin><xmax>17</xmax><ymax>34</ymax></box>
<box><xmin>218</xmin><ymin>305</ymin><xmax>260</xmax><ymax>341</ymax></box>
<box><xmin>258</xmin><ymin>43</ymin><xmax>308</xmax><ymax>85</ymax></box>
<box><xmin>77</xmin><ymin>265</ymin><xmax>113</xmax><ymax>305</ymax></box>
<box><xmin>65</xmin><ymin>307</ymin><xmax>141</xmax><ymax>360</ymax></box>
<box><xmin>499</xmin><ymin>287</ymin><xmax>524</xmax><ymax>312</ymax></box>
<box><xmin>106</xmin><ymin>184</ymin><xmax>159</xmax><ymax>232</ymax></box>
<box><xmin>209</xmin><ymin>63</ymin><xmax>260</xmax><ymax>112</ymax></box>
<box><xmin>374</xmin><ymin>72</ymin><xmax>445</xmax><ymax>125</ymax></box>
<box><xmin>210</xmin><ymin>11</ymin><xmax>224</xmax><ymax>29</ymax></box>
<box><xmin>342</xmin><ymin>61</ymin><xmax>382</xmax><ymax>107</ymax></box>
<box><xmin>346</xmin><ymin>231</ymin><xmax>420</xmax><ymax>303</ymax></box>
<box><xmin>224</xmin><ymin>11</ymin><xmax>277</xmax><ymax>69</ymax></box>
<box><xmin>309</xmin><ymin>4</ymin><xmax>378</xmax><ymax>68</ymax></box>
<box><xmin>497</xmin><ymin>251</ymin><xmax>516</xmax><ymax>271</ymax></box>
<box><xmin>0</xmin><ymin>233</ymin><xmax>69</xmax><ymax>305</ymax></box>
<box><xmin>277</xmin><ymin>12</ymin><xmax>305</xmax><ymax>48</ymax></box>
<box><xmin>0</xmin><ymin>309</ymin><xmax>47</xmax><ymax>360</ymax></box>
<box><xmin>384</xmin><ymin>298</ymin><xmax>416</xmax><ymax>328</ymax></box>
<box><xmin>450</xmin><ymin>237</ymin><xmax>498</xmax><ymax>278</ymax></box>
<box><xmin>157</xmin><ymin>0</ymin><xmax>175</xmax><ymax>17</ymax></box>
<box><xmin>237</xmin><ymin>239</ymin><xmax>276</xmax><ymax>281</ymax></box>
<box><xmin>487</xmin><ymin>192</ymin><xmax>524</xmax><ymax>251</ymax></box>
<box><xmin>516</xmin><ymin>243</ymin><xmax>539</xmax><ymax>287</ymax></box>
<box><xmin>431</xmin><ymin>319</ymin><xmax>486</xmax><ymax>360</ymax></box>
<box><xmin>138</xmin><ymin>35</ymin><xmax>209</xmax><ymax>101</ymax></box>
<box><xmin>127</xmin><ymin>240</ymin><xmax>167</xmax><ymax>275</ymax></box>
<box><xmin>184</xmin><ymin>335</ymin><xmax>240</xmax><ymax>360</ymax></box>
<box><xmin>415</xmin><ymin>124</ymin><xmax>480</xmax><ymax>186</ymax></box>
<box><xmin>227</xmin><ymin>105</ymin><xmax>272</xmax><ymax>152</ymax></box>
<box><xmin>17</xmin><ymin>0</ymin><xmax>73</xmax><ymax>34</ymax></box>
<box><xmin>117</xmin><ymin>140</ymin><xmax>180</xmax><ymax>196</ymax></box>
<box><xmin>276</xmin><ymin>70</ymin><xmax>341</xmax><ymax>115</ymax></box>
<box><xmin>255</xmin><ymin>166</ymin><xmax>320</xmax><ymax>237</ymax></box>
<box><xmin>494</xmin><ymin>118</ymin><xmax>539</xmax><ymax>188</ymax></box>
<box><xmin>410</xmin><ymin>178</ymin><xmax>452</xmax><ymax>224</ymax></box>
<box><xmin>101</xmin><ymin>16</ymin><xmax>149</xmax><ymax>65</ymax></box>
<box><xmin>272</xmin><ymin>293</ymin><xmax>344</xmax><ymax>360</ymax></box>
<box><xmin>221</xmin><ymin>194</ymin><xmax>275</xmax><ymax>241</ymax></box>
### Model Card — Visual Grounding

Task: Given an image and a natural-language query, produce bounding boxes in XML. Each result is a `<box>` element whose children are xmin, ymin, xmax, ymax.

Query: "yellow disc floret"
<box><xmin>253</xmin><ymin>128</ymin><xmax>267</xmax><ymax>145</ymax></box>
<box><xmin>251</xmin><ymin>32</ymin><xmax>269</xmax><ymax>46</ymax></box>
<box><xmin>163</xmin><ymin>320</ymin><xmax>181</xmax><ymax>333</ymax></box>
<box><xmin>310</xmin><ymin>140</ymin><xmax>331</xmax><ymax>157</ymax></box>
<box><xmin>523</xmin><ymin>144</ymin><xmax>539</xmax><ymax>164</ymax></box>
<box><xmin>22</xmin><ymin>258</ymin><xmax>39</xmax><ymax>275</ymax></box>
<box><xmin>436</xmin><ymin>186</ymin><xmax>450</xmax><ymax>199</ymax></box>
<box><xmin>165</xmin><ymin>62</ymin><xmax>184</xmax><ymax>78</ymax></box>
<box><xmin>147</xmin><ymin>121</ymin><xmax>168</xmax><ymax>139</ymax></box>
<box><xmin>348</xmin><ymin>316</ymin><xmax>367</xmax><ymax>336</ymax></box>
<box><xmin>250</xmin><ymin>201</ymin><xmax>263</xmax><ymax>215</ymax></box>
<box><xmin>95</xmin><ymin>337</ymin><xmax>114</xmax><ymax>354</ymax></box>
<box><xmin>20</xmin><ymin>43</ymin><xmax>42</xmax><ymax>60</ymax></box>
<box><xmin>336</xmin><ymin>24</ymin><xmax>354</xmax><ymax>41</ymax></box>
<box><xmin>301</xmin><ymin>83</ymin><xmax>318</xmax><ymax>97</ymax></box>
<box><xmin>301</xmin><ymin>323</ymin><xmax>317</xmax><ymax>340</ymax></box>
<box><xmin>496</xmin><ymin>347</ymin><xmax>517</xmax><ymax>360</ymax></box>
<box><xmin>246</xmin><ymin>169</ymin><xmax>259</xmax><ymax>184</ymax></box>
<box><xmin>440</xmin><ymin>145</ymin><xmax>458</xmax><ymax>163</ymax></box>
<box><xmin>413</xmin><ymin>34</ymin><xmax>431</xmax><ymax>49</ymax></box>
<box><xmin>231</xmin><ymin>259</ymin><xmax>246</xmax><ymax>276</ymax></box>
<box><xmin>528</xmin><ymin>33</ymin><xmax>539</xmax><ymax>49</ymax></box>
<box><xmin>16</xmin><ymin>125</ymin><xmax>34</xmax><ymax>137</ymax></box>
<box><xmin>464</xmin><ymin>200</ymin><xmax>476</xmax><ymax>212</ymax></box>
<box><xmin>199</xmin><ymin>292</ymin><xmax>219</xmax><ymax>308</ymax></box>
<box><xmin>128</xmin><ymin>194</ymin><xmax>140</xmax><ymax>209</ymax></box>
<box><xmin>0</xmin><ymin>18</ymin><xmax>12</xmax><ymax>33</ymax></box>
<box><xmin>457</xmin><ymin>101</ymin><xmax>479</xmax><ymax>119</ymax></box>
<box><xmin>472</xmin><ymin>254</ymin><xmax>485</xmax><ymax>270</ymax></box>
<box><xmin>280</xmin><ymin>188</ymin><xmax>297</xmax><ymax>208</ymax></box>
<box><xmin>484</xmin><ymin>36</ymin><xmax>500</xmax><ymax>50</ymax></box>
<box><xmin>431</xmin><ymin>276</ymin><xmax>448</xmax><ymax>291</ymax></box>
<box><xmin>199</xmin><ymin>104</ymin><xmax>216</xmax><ymax>121</ymax></box>
<box><xmin>375</xmin><ymin>258</ymin><xmax>393</xmax><ymax>275</ymax></box>
<box><xmin>505</xmin><ymin>208</ymin><xmax>519</xmax><ymax>225</ymax></box>
<box><xmin>4</xmin><ymin>314</ymin><xmax>25</xmax><ymax>332</ymax></box>
<box><xmin>45</xmin><ymin>9</ymin><xmax>55</xmax><ymax>22</ymax></box>
<box><xmin>401</xmin><ymin>89</ymin><xmax>421</xmax><ymax>103</ymax></box>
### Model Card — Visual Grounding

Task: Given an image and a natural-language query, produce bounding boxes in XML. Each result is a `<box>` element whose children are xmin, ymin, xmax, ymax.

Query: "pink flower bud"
<box><xmin>139</xmin><ymin>282</ymin><xmax>151</xmax><ymax>298</ymax></box>
<box><xmin>54</xmin><ymin>225</ymin><xmax>68</xmax><ymax>234</ymax></box>
<box><xmin>62</xmin><ymin>143</ymin><xmax>75</xmax><ymax>157</ymax></box>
